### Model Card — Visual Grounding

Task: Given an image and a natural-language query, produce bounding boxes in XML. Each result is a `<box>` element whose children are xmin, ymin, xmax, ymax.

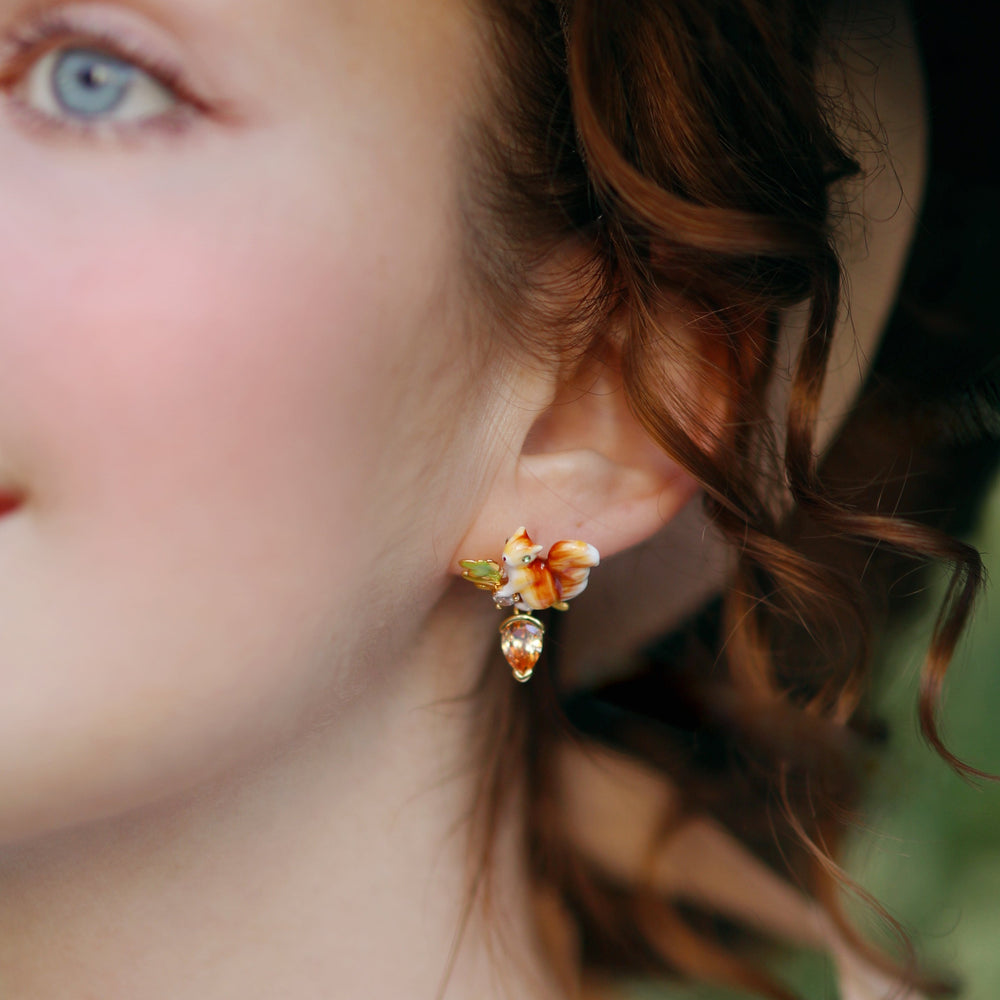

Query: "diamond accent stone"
<box><xmin>499</xmin><ymin>614</ymin><xmax>544</xmax><ymax>682</ymax></box>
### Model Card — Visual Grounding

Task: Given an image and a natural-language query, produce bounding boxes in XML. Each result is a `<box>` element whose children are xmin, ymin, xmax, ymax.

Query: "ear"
<box><xmin>453</xmin><ymin>344</ymin><xmax>701</xmax><ymax>567</ymax></box>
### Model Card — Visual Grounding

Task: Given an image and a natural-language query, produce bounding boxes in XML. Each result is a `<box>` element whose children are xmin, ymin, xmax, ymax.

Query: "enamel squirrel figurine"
<box><xmin>493</xmin><ymin>527</ymin><xmax>600</xmax><ymax>611</ymax></box>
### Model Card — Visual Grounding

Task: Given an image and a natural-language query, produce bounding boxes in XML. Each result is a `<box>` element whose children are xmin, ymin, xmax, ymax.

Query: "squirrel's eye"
<box><xmin>522</xmin><ymin>555</ymin><xmax>532</xmax><ymax>564</ymax></box>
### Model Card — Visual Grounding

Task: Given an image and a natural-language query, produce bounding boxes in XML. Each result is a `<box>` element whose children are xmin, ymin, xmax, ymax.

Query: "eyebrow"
<box><xmin>6</xmin><ymin>0</ymin><xmax>208</xmax><ymax>48</ymax></box>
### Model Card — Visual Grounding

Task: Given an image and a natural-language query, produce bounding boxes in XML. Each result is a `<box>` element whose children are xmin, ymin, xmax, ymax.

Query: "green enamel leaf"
<box><xmin>459</xmin><ymin>559</ymin><xmax>504</xmax><ymax>590</ymax></box>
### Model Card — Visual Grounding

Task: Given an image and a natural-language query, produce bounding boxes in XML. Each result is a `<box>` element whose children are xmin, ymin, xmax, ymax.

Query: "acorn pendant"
<box><xmin>499</xmin><ymin>613</ymin><xmax>545</xmax><ymax>682</ymax></box>
<box><xmin>460</xmin><ymin>527</ymin><xmax>599</xmax><ymax>682</ymax></box>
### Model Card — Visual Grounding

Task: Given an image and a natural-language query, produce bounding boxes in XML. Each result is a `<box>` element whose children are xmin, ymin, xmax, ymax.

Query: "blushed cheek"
<box><xmin>0</xmin><ymin>189</ymin><xmax>391</xmax><ymax>531</ymax></box>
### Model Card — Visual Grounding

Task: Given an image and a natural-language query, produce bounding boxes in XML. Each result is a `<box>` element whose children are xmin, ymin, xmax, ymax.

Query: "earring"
<box><xmin>460</xmin><ymin>527</ymin><xmax>600</xmax><ymax>682</ymax></box>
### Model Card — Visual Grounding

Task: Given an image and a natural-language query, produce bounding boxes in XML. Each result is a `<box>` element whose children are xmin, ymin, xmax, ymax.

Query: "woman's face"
<box><xmin>0</xmin><ymin>0</ymin><xmax>506</xmax><ymax>839</ymax></box>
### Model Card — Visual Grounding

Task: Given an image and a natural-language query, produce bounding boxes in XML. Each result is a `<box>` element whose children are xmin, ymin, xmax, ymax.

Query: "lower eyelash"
<box><xmin>3</xmin><ymin>87</ymin><xmax>197</xmax><ymax>143</ymax></box>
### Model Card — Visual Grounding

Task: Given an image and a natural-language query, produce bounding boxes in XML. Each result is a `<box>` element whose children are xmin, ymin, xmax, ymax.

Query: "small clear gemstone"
<box><xmin>499</xmin><ymin>616</ymin><xmax>544</xmax><ymax>681</ymax></box>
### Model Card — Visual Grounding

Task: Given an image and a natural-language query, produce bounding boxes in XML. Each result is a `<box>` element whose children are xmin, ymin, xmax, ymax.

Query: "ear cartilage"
<box><xmin>459</xmin><ymin>527</ymin><xmax>599</xmax><ymax>681</ymax></box>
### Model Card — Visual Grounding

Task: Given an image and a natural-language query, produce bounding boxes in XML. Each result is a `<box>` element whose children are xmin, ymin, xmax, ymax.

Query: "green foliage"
<box><xmin>843</xmin><ymin>477</ymin><xmax>1000</xmax><ymax>1000</ymax></box>
<box><xmin>629</xmin><ymin>477</ymin><xmax>1000</xmax><ymax>1000</ymax></box>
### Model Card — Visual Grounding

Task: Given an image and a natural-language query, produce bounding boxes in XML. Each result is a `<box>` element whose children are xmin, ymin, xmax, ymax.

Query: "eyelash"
<box><xmin>0</xmin><ymin>10</ymin><xmax>207</xmax><ymax>140</ymax></box>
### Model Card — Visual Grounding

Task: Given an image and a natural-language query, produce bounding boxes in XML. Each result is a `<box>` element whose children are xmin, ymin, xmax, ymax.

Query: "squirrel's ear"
<box><xmin>453</xmin><ymin>344</ymin><xmax>701</xmax><ymax>566</ymax></box>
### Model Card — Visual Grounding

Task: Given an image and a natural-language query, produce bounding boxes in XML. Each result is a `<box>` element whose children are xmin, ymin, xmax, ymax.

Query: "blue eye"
<box><xmin>52</xmin><ymin>49</ymin><xmax>134</xmax><ymax>117</ymax></box>
<box><xmin>20</xmin><ymin>44</ymin><xmax>177</xmax><ymax>125</ymax></box>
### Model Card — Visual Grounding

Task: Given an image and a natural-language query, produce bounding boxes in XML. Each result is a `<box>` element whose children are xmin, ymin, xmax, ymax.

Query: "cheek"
<box><xmin>0</xmin><ymin>141</ymin><xmax>484</xmax><ymax>839</ymax></box>
<box><xmin>6</xmin><ymin>216</ymin><xmax>375</xmax><ymax>518</ymax></box>
<box><xmin>0</xmin><ymin>184</ymin><xmax>399</xmax><ymax>607</ymax></box>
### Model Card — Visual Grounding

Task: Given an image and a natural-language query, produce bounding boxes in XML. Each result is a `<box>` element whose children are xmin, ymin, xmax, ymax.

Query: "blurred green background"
<box><xmin>841</xmin><ymin>476</ymin><xmax>1000</xmax><ymax>1000</ymax></box>
<box><xmin>628</xmin><ymin>474</ymin><xmax>1000</xmax><ymax>1000</ymax></box>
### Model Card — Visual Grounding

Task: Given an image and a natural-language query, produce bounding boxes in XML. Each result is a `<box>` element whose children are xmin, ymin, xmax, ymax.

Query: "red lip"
<box><xmin>0</xmin><ymin>492</ymin><xmax>23</xmax><ymax>517</ymax></box>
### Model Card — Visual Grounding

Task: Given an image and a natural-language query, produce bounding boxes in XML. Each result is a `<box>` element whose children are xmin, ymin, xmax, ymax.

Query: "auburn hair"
<box><xmin>458</xmin><ymin>1</ymin><xmax>991</xmax><ymax>997</ymax></box>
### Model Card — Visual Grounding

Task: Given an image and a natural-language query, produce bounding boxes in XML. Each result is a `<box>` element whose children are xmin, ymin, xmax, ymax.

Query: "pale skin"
<box><xmin>0</xmin><ymin>1</ymin><xmax>698</xmax><ymax>998</ymax></box>
<box><xmin>0</xmin><ymin>0</ymin><xmax>929</xmax><ymax>996</ymax></box>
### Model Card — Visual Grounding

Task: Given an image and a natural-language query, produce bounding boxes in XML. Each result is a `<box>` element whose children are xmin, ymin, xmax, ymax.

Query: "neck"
<box><xmin>0</xmin><ymin>596</ymin><xmax>562</xmax><ymax>1000</ymax></box>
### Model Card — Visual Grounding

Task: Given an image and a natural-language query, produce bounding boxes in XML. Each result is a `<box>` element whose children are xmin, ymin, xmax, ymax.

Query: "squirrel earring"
<box><xmin>460</xmin><ymin>527</ymin><xmax>600</xmax><ymax>682</ymax></box>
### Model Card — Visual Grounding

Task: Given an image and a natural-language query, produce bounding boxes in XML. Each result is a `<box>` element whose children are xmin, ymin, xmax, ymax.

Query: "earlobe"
<box><xmin>454</xmin><ymin>348</ymin><xmax>700</xmax><ymax>569</ymax></box>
